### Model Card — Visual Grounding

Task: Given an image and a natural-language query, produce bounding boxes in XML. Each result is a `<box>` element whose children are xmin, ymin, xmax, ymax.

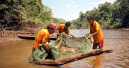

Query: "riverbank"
<box><xmin>0</xmin><ymin>30</ymin><xmax>20</xmax><ymax>43</ymax></box>
<box><xmin>0</xmin><ymin>27</ymin><xmax>42</xmax><ymax>43</ymax></box>
<box><xmin>101</xmin><ymin>25</ymin><xmax>129</xmax><ymax>30</ymax></box>
<box><xmin>71</xmin><ymin>28</ymin><xmax>129</xmax><ymax>31</ymax></box>
<box><xmin>0</xmin><ymin>27</ymin><xmax>129</xmax><ymax>43</ymax></box>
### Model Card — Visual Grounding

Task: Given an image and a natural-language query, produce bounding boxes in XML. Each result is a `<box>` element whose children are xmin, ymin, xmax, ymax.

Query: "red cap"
<box><xmin>49</xmin><ymin>23</ymin><xmax>56</xmax><ymax>30</ymax></box>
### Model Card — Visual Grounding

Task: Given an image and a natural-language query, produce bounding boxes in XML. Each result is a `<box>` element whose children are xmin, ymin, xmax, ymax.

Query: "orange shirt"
<box><xmin>33</xmin><ymin>29</ymin><xmax>49</xmax><ymax>49</ymax></box>
<box><xmin>57</xmin><ymin>24</ymin><xmax>70</xmax><ymax>35</ymax></box>
<box><xmin>90</xmin><ymin>21</ymin><xmax>103</xmax><ymax>43</ymax></box>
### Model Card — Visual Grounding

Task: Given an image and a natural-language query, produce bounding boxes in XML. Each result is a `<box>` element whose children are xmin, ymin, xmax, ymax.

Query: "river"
<box><xmin>0</xmin><ymin>29</ymin><xmax>129</xmax><ymax>68</ymax></box>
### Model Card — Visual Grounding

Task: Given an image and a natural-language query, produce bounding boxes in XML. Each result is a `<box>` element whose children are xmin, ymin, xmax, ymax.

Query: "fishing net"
<box><xmin>28</xmin><ymin>34</ymin><xmax>63</xmax><ymax>62</ymax></box>
<box><xmin>59</xmin><ymin>32</ymin><xmax>93</xmax><ymax>55</ymax></box>
<box><xmin>28</xmin><ymin>46</ymin><xmax>48</xmax><ymax>62</ymax></box>
<box><xmin>28</xmin><ymin>32</ymin><xmax>92</xmax><ymax>62</ymax></box>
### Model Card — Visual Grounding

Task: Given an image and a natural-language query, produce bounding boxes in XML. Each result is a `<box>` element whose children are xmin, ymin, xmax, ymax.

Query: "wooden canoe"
<box><xmin>29</xmin><ymin>49</ymin><xmax>113</xmax><ymax>66</ymax></box>
<box><xmin>17</xmin><ymin>32</ymin><xmax>57</xmax><ymax>40</ymax></box>
<box><xmin>17</xmin><ymin>35</ymin><xmax>57</xmax><ymax>40</ymax></box>
<box><xmin>17</xmin><ymin>35</ymin><xmax>35</xmax><ymax>40</ymax></box>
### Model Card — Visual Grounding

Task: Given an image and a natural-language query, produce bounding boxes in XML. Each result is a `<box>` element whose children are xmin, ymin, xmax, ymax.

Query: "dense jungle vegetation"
<box><xmin>0</xmin><ymin>0</ymin><xmax>129</xmax><ymax>30</ymax></box>
<box><xmin>71</xmin><ymin>0</ymin><xmax>129</xmax><ymax>29</ymax></box>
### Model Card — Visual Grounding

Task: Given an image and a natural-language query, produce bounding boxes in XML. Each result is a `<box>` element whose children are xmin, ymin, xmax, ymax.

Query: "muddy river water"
<box><xmin>0</xmin><ymin>29</ymin><xmax>129</xmax><ymax>68</ymax></box>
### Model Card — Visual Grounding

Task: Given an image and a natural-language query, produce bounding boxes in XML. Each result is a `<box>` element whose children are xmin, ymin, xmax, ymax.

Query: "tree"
<box><xmin>118</xmin><ymin>0</ymin><xmax>129</xmax><ymax>27</ymax></box>
<box><xmin>0</xmin><ymin>0</ymin><xmax>54</xmax><ymax>29</ymax></box>
<box><xmin>70</xmin><ymin>0</ymin><xmax>129</xmax><ymax>28</ymax></box>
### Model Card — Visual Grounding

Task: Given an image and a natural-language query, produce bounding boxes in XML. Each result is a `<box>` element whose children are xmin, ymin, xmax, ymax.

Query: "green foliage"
<box><xmin>53</xmin><ymin>18</ymin><xmax>66</xmax><ymax>25</ymax></box>
<box><xmin>0</xmin><ymin>0</ymin><xmax>54</xmax><ymax>27</ymax></box>
<box><xmin>0</xmin><ymin>4</ymin><xmax>8</xmax><ymax>10</ymax></box>
<box><xmin>71</xmin><ymin>0</ymin><xmax>129</xmax><ymax>29</ymax></box>
<box><xmin>1</xmin><ymin>0</ymin><xmax>129</xmax><ymax>29</ymax></box>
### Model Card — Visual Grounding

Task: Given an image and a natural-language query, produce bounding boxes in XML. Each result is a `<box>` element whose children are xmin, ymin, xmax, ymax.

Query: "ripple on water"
<box><xmin>0</xmin><ymin>29</ymin><xmax>129</xmax><ymax>68</ymax></box>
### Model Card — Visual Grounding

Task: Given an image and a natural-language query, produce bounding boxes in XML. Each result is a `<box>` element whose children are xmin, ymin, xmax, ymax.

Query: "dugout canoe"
<box><xmin>17</xmin><ymin>35</ymin><xmax>57</xmax><ymax>40</ymax></box>
<box><xmin>29</xmin><ymin>49</ymin><xmax>113</xmax><ymax>66</ymax></box>
<box><xmin>17</xmin><ymin>35</ymin><xmax>35</xmax><ymax>40</ymax></box>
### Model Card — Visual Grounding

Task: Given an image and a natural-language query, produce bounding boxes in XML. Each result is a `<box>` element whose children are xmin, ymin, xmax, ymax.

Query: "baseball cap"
<box><xmin>49</xmin><ymin>23</ymin><xmax>56</xmax><ymax>30</ymax></box>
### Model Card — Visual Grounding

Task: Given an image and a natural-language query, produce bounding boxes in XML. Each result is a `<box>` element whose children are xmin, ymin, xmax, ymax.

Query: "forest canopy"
<box><xmin>0</xmin><ymin>0</ymin><xmax>129</xmax><ymax>30</ymax></box>
<box><xmin>71</xmin><ymin>0</ymin><xmax>129</xmax><ymax>29</ymax></box>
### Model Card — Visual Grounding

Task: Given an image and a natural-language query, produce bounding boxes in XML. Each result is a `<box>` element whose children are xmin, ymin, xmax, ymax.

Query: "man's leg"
<box><xmin>93</xmin><ymin>43</ymin><xmax>97</xmax><ymax>49</ymax></box>
<box><xmin>99</xmin><ymin>39</ymin><xmax>104</xmax><ymax>49</ymax></box>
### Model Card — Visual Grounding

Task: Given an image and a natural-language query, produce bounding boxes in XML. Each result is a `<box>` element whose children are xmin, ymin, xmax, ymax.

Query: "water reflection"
<box><xmin>91</xmin><ymin>54</ymin><xmax>104</xmax><ymax>68</ymax></box>
<box><xmin>61</xmin><ymin>54</ymin><xmax>105</xmax><ymax>68</ymax></box>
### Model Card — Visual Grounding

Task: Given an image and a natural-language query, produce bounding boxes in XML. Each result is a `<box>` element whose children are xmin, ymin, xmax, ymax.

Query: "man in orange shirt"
<box><xmin>87</xmin><ymin>16</ymin><xmax>104</xmax><ymax>49</ymax></box>
<box><xmin>57</xmin><ymin>22</ymin><xmax>71</xmax><ymax>36</ymax></box>
<box><xmin>33</xmin><ymin>23</ymin><xmax>56</xmax><ymax>55</ymax></box>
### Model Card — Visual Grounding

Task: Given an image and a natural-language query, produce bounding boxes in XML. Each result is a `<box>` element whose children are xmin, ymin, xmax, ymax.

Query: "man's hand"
<box><xmin>42</xmin><ymin>43</ymin><xmax>51</xmax><ymax>54</ymax></box>
<box><xmin>88</xmin><ymin>34</ymin><xmax>92</xmax><ymax>39</ymax></box>
<box><xmin>88</xmin><ymin>31</ymin><xmax>99</xmax><ymax>39</ymax></box>
<box><xmin>56</xmin><ymin>30</ymin><xmax>60</xmax><ymax>36</ymax></box>
<box><xmin>70</xmin><ymin>34</ymin><xmax>75</xmax><ymax>37</ymax></box>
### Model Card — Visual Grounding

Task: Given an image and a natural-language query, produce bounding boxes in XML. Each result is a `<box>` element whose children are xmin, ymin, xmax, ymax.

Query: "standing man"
<box><xmin>87</xmin><ymin>16</ymin><xmax>104</xmax><ymax>49</ymax></box>
<box><xmin>57</xmin><ymin>22</ymin><xmax>71</xmax><ymax>36</ymax></box>
<box><xmin>33</xmin><ymin>23</ymin><xmax>57</xmax><ymax>54</ymax></box>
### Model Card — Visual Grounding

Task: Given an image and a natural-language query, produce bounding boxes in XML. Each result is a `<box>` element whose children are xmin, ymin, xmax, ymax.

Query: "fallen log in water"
<box><xmin>29</xmin><ymin>49</ymin><xmax>113</xmax><ymax>66</ymax></box>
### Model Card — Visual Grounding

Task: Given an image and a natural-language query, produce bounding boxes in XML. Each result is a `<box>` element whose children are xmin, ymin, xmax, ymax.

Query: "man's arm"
<box><xmin>42</xmin><ymin>35</ymin><xmax>51</xmax><ymax>54</ymax></box>
<box><xmin>57</xmin><ymin>26</ymin><xmax>60</xmax><ymax>36</ymax></box>
<box><xmin>57</xmin><ymin>30</ymin><xmax>60</xmax><ymax>36</ymax></box>
<box><xmin>42</xmin><ymin>43</ymin><xmax>51</xmax><ymax>54</ymax></box>
<box><xmin>88</xmin><ymin>22</ymin><xmax>100</xmax><ymax>39</ymax></box>
<box><xmin>66</xmin><ymin>29</ymin><xmax>70</xmax><ymax>36</ymax></box>
<box><xmin>88</xmin><ymin>31</ymin><xmax>99</xmax><ymax>39</ymax></box>
<box><xmin>70</xmin><ymin>34</ymin><xmax>75</xmax><ymax>37</ymax></box>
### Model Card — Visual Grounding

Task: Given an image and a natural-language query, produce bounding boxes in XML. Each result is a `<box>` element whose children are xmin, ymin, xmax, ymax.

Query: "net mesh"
<box><xmin>28</xmin><ymin>32</ymin><xmax>92</xmax><ymax>62</ymax></box>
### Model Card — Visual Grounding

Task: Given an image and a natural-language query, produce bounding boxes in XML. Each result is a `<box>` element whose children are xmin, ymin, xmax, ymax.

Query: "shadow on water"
<box><xmin>0</xmin><ymin>29</ymin><xmax>129</xmax><ymax>68</ymax></box>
